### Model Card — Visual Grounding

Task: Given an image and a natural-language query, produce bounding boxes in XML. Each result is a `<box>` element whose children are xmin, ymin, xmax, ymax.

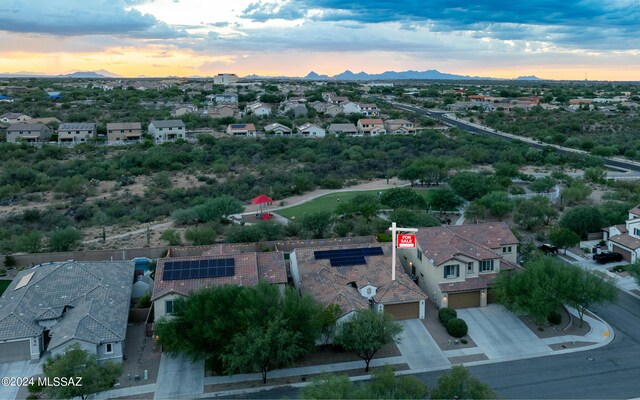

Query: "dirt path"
<box><xmin>240</xmin><ymin>178</ymin><xmax>411</xmax><ymax>214</ymax></box>
<box><xmin>83</xmin><ymin>221</ymin><xmax>173</xmax><ymax>244</ymax></box>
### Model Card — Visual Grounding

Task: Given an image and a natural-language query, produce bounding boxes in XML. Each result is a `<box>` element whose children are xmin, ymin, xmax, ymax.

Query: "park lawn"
<box><xmin>276</xmin><ymin>187</ymin><xmax>437</xmax><ymax>219</ymax></box>
<box><xmin>0</xmin><ymin>280</ymin><xmax>11</xmax><ymax>296</ymax></box>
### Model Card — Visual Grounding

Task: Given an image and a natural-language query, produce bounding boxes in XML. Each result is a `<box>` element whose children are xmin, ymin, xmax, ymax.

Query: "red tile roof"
<box><xmin>293</xmin><ymin>243</ymin><xmax>425</xmax><ymax>317</ymax></box>
<box><xmin>609</xmin><ymin>234</ymin><xmax>640</xmax><ymax>250</ymax></box>
<box><xmin>152</xmin><ymin>251</ymin><xmax>286</xmax><ymax>301</ymax></box>
<box><xmin>629</xmin><ymin>206</ymin><xmax>640</xmax><ymax>217</ymax></box>
<box><xmin>358</xmin><ymin>118</ymin><xmax>384</xmax><ymax>125</ymax></box>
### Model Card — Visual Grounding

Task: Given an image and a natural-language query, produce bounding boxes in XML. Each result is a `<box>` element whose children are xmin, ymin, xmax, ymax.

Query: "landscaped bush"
<box><xmin>446</xmin><ymin>318</ymin><xmax>468</xmax><ymax>338</ymax></box>
<box><xmin>438</xmin><ymin>307</ymin><xmax>457</xmax><ymax>325</ymax></box>
<box><xmin>547</xmin><ymin>311</ymin><xmax>562</xmax><ymax>325</ymax></box>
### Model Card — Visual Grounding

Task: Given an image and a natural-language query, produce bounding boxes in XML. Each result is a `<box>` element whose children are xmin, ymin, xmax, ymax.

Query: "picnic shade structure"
<box><xmin>251</xmin><ymin>194</ymin><xmax>273</xmax><ymax>220</ymax></box>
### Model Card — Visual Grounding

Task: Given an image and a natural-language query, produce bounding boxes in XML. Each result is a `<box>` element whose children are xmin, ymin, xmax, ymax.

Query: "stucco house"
<box><xmin>214</xmin><ymin>92</ymin><xmax>238</xmax><ymax>104</ymax></box>
<box><xmin>264</xmin><ymin>122</ymin><xmax>293</xmax><ymax>135</ymax></box>
<box><xmin>226</xmin><ymin>123</ymin><xmax>257</xmax><ymax>137</ymax></box>
<box><xmin>297</xmin><ymin>123</ymin><xmax>326</xmax><ymax>138</ymax></box>
<box><xmin>152</xmin><ymin>252</ymin><xmax>287</xmax><ymax>319</ymax></box>
<box><xmin>359</xmin><ymin>103</ymin><xmax>380</xmax><ymax>116</ymax></box>
<box><xmin>107</xmin><ymin>122</ymin><xmax>143</xmax><ymax>142</ymax></box>
<box><xmin>245</xmin><ymin>102</ymin><xmax>272</xmax><ymax>116</ymax></box>
<box><xmin>328</xmin><ymin>123</ymin><xmax>358</xmax><ymax>135</ymax></box>
<box><xmin>57</xmin><ymin>122</ymin><xmax>97</xmax><ymax>144</ymax></box>
<box><xmin>207</xmin><ymin>104</ymin><xmax>237</xmax><ymax>119</ymax></box>
<box><xmin>340</xmin><ymin>101</ymin><xmax>362</xmax><ymax>115</ymax></box>
<box><xmin>384</xmin><ymin>119</ymin><xmax>417</xmax><ymax>134</ymax></box>
<box><xmin>602</xmin><ymin>206</ymin><xmax>640</xmax><ymax>262</ymax></box>
<box><xmin>148</xmin><ymin>120</ymin><xmax>186</xmax><ymax>143</ymax></box>
<box><xmin>399</xmin><ymin>223</ymin><xmax>520</xmax><ymax>309</ymax></box>
<box><xmin>357</xmin><ymin>118</ymin><xmax>386</xmax><ymax>136</ymax></box>
<box><xmin>0</xmin><ymin>261</ymin><xmax>133</xmax><ymax>363</ymax></box>
<box><xmin>290</xmin><ymin>243</ymin><xmax>426</xmax><ymax>322</ymax></box>
<box><xmin>0</xmin><ymin>112</ymin><xmax>31</xmax><ymax>124</ymax></box>
<box><xmin>5</xmin><ymin>123</ymin><xmax>52</xmax><ymax>143</ymax></box>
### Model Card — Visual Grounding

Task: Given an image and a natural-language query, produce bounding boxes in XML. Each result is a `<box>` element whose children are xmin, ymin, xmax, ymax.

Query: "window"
<box><xmin>635</xmin><ymin>228</ymin><xmax>640</xmax><ymax>237</ymax></box>
<box><xmin>417</xmin><ymin>249</ymin><xmax>422</xmax><ymax>261</ymax></box>
<box><xmin>467</xmin><ymin>262</ymin><xmax>474</xmax><ymax>273</ymax></box>
<box><xmin>444</xmin><ymin>264</ymin><xmax>460</xmax><ymax>278</ymax></box>
<box><xmin>480</xmin><ymin>259</ymin><xmax>495</xmax><ymax>272</ymax></box>
<box><xmin>166</xmin><ymin>300</ymin><xmax>175</xmax><ymax>314</ymax></box>
<box><xmin>105</xmin><ymin>343</ymin><xmax>113</xmax><ymax>354</ymax></box>
<box><xmin>502</xmin><ymin>246</ymin><xmax>512</xmax><ymax>253</ymax></box>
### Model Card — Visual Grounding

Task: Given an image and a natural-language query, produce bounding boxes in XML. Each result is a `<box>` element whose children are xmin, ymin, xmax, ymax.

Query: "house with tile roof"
<box><xmin>357</xmin><ymin>118</ymin><xmax>386</xmax><ymax>136</ymax></box>
<box><xmin>0</xmin><ymin>112</ymin><xmax>31</xmax><ymax>124</ymax></box>
<box><xmin>297</xmin><ymin>123</ymin><xmax>326</xmax><ymax>138</ymax></box>
<box><xmin>384</xmin><ymin>119</ymin><xmax>417</xmax><ymax>134</ymax></box>
<box><xmin>602</xmin><ymin>205</ymin><xmax>640</xmax><ymax>262</ymax></box>
<box><xmin>328</xmin><ymin>123</ymin><xmax>358</xmax><ymax>135</ymax></box>
<box><xmin>57</xmin><ymin>122</ymin><xmax>97</xmax><ymax>144</ymax></box>
<box><xmin>5</xmin><ymin>123</ymin><xmax>52</xmax><ymax>143</ymax></box>
<box><xmin>106</xmin><ymin>122</ymin><xmax>143</xmax><ymax>143</ymax></box>
<box><xmin>290</xmin><ymin>243</ymin><xmax>426</xmax><ymax>322</ymax></box>
<box><xmin>0</xmin><ymin>261</ymin><xmax>133</xmax><ymax>363</ymax></box>
<box><xmin>399</xmin><ymin>223</ymin><xmax>520</xmax><ymax>309</ymax></box>
<box><xmin>152</xmin><ymin>251</ymin><xmax>287</xmax><ymax>319</ymax></box>
<box><xmin>226</xmin><ymin>123</ymin><xmax>257</xmax><ymax>137</ymax></box>
<box><xmin>264</xmin><ymin>122</ymin><xmax>293</xmax><ymax>135</ymax></box>
<box><xmin>148</xmin><ymin>119</ymin><xmax>186</xmax><ymax>143</ymax></box>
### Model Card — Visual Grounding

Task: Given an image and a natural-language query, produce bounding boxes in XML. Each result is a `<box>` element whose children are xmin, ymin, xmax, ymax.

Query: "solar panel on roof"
<box><xmin>162</xmin><ymin>258</ymin><xmax>236</xmax><ymax>281</ymax></box>
<box><xmin>231</xmin><ymin>124</ymin><xmax>245</xmax><ymax>129</ymax></box>
<box><xmin>314</xmin><ymin>247</ymin><xmax>384</xmax><ymax>267</ymax></box>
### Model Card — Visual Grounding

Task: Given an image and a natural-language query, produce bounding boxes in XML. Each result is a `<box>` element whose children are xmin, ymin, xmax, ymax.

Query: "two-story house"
<box><xmin>57</xmin><ymin>122</ymin><xmax>97</xmax><ymax>144</ymax></box>
<box><xmin>5</xmin><ymin>123</ymin><xmax>52</xmax><ymax>143</ymax></box>
<box><xmin>399</xmin><ymin>223</ymin><xmax>520</xmax><ymax>309</ymax></box>
<box><xmin>340</xmin><ymin>101</ymin><xmax>362</xmax><ymax>115</ymax></box>
<box><xmin>384</xmin><ymin>119</ymin><xmax>417</xmax><ymax>134</ymax></box>
<box><xmin>227</xmin><ymin>123</ymin><xmax>257</xmax><ymax>137</ymax></box>
<box><xmin>359</xmin><ymin>103</ymin><xmax>380</xmax><ymax>116</ymax></box>
<box><xmin>106</xmin><ymin>122</ymin><xmax>143</xmax><ymax>142</ymax></box>
<box><xmin>148</xmin><ymin>120</ymin><xmax>186</xmax><ymax>143</ymax></box>
<box><xmin>356</xmin><ymin>118</ymin><xmax>386</xmax><ymax>136</ymax></box>
<box><xmin>603</xmin><ymin>205</ymin><xmax>640</xmax><ymax>262</ymax></box>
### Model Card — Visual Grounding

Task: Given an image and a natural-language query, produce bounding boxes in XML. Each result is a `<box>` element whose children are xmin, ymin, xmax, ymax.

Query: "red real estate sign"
<box><xmin>397</xmin><ymin>234</ymin><xmax>416</xmax><ymax>248</ymax></box>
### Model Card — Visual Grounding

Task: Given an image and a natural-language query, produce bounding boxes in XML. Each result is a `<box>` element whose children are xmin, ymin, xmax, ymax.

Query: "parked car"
<box><xmin>592</xmin><ymin>251</ymin><xmax>624</xmax><ymax>264</ymax></box>
<box><xmin>538</xmin><ymin>244</ymin><xmax>559</xmax><ymax>255</ymax></box>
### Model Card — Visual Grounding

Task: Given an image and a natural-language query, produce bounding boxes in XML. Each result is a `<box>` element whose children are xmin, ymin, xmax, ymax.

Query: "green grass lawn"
<box><xmin>276</xmin><ymin>187</ymin><xmax>436</xmax><ymax>219</ymax></box>
<box><xmin>0</xmin><ymin>279</ymin><xmax>11</xmax><ymax>296</ymax></box>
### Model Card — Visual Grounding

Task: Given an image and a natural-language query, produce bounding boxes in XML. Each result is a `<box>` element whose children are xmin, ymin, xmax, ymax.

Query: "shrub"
<box><xmin>547</xmin><ymin>311</ymin><xmax>562</xmax><ymax>325</ymax></box>
<box><xmin>3</xmin><ymin>255</ymin><xmax>16</xmax><ymax>268</ymax></box>
<box><xmin>438</xmin><ymin>307</ymin><xmax>457</xmax><ymax>325</ymax></box>
<box><xmin>446</xmin><ymin>318</ymin><xmax>468</xmax><ymax>338</ymax></box>
<box><xmin>376</xmin><ymin>233</ymin><xmax>392</xmax><ymax>242</ymax></box>
<box><xmin>139</xmin><ymin>292</ymin><xmax>152</xmax><ymax>308</ymax></box>
<box><xmin>0</xmin><ymin>268</ymin><xmax>6</xmax><ymax>276</ymax></box>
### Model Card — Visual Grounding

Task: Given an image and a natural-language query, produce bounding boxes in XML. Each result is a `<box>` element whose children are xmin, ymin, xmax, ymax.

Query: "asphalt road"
<box><xmin>229</xmin><ymin>291</ymin><xmax>640</xmax><ymax>399</ymax></box>
<box><xmin>394</xmin><ymin>103</ymin><xmax>640</xmax><ymax>174</ymax></box>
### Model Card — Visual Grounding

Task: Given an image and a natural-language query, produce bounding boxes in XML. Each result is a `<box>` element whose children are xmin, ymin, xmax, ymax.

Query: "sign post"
<box><xmin>388</xmin><ymin>222</ymin><xmax>418</xmax><ymax>281</ymax></box>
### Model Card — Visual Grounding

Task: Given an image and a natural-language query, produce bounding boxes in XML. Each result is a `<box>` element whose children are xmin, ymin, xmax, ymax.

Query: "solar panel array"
<box><xmin>231</xmin><ymin>124</ymin><xmax>246</xmax><ymax>129</ymax></box>
<box><xmin>162</xmin><ymin>258</ymin><xmax>235</xmax><ymax>281</ymax></box>
<box><xmin>314</xmin><ymin>247</ymin><xmax>384</xmax><ymax>267</ymax></box>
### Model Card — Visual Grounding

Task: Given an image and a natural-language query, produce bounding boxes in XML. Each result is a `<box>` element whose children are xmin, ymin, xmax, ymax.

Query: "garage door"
<box><xmin>384</xmin><ymin>302</ymin><xmax>419</xmax><ymax>320</ymax></box>
<box><xmin>612</xmin><ymin>245</ymin><xmax>632</xmax><ymax>262</ymax></box>
<box><xmin>0</xmin><ymin>340</ymin><xmax>31</xmax><ymax>362</ymax></box>
<box><xmin>448</xmin><ymin>291</ymin><xmax>480</xmax><ymax>309</ymax></box>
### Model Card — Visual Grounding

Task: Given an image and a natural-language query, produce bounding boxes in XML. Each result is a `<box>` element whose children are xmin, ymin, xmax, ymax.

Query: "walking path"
<box><xmin>203</xmin><ymin>356</ymin><xmax>405</xmax><ymax>386</ymax></box>
<box><xmin>83</xmin><ymin>221</ymin><xmax>173</xmax><ymax>244</ymax></box>
<box><xmin>238</xmin><ymin>178</ymin><xmax>411</xmax><ymax>215</ymax></box>
<box><xmin>396</xmin><ymin>320</ymin><xmax>450</xmax><ymax>369</ymax></box>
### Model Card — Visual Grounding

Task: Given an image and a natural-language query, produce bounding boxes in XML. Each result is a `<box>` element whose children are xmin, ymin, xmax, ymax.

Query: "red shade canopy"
<box><xmin>251</xmin><ymin>194</ymin><xmax>273</xmax><ymax>204</ymax></box>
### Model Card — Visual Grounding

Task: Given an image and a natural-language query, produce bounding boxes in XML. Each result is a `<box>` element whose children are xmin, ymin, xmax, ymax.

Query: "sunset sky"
<box><xmin>1</xmin><ymin>0</ymin><xmax>639</xmax><ymax>80</ymax></box>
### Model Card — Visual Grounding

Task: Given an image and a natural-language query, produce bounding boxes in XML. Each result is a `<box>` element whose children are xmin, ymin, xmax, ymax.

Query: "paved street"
<box><xmin>221</xmin><ymin>290</ymin><xmax>640</xmax><ymax>399</ymax></box>
<box><xmin>396</xmin><ymin>320</ymin><xmax>450</xmax><ymax>369</ymax></box>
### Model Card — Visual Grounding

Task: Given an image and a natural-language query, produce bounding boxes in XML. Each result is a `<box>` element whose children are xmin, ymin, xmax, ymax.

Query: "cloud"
<box><xmin>0</xmin><ymin>0</ymin><xmax>185</xmax><ymax>38</ymax></box>
<box><xmin>237</xmin><ymin>0</ymin><xmax>640</xmax><ymax>50</ymax></box>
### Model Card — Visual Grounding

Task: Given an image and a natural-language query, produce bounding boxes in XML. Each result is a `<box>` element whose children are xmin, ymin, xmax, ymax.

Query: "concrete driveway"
<box><xmin>396</xmin><ymin>319</ymin><xmax>450</xmax><ymax>370</ymax></box>
<box><xmin>457</xmin><ymin>305</ymin><xmax>550</xmax><ymax>360</ymax></box>
<box><xmin>0</xmin><ymin>360</ymin><xmax>42</xmax><ymax>400</ymax></box>
<box><xmin>154</xmin><ymin>354</ymin><xmax>204</xmax><ymax>400</ymax></box>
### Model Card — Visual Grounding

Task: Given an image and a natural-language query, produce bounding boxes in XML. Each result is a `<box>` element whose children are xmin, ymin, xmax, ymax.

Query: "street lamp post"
<box><xmin>388</xmin><ymin>222</ymin><xmax>418</xmax><ymax>281</ymax></box>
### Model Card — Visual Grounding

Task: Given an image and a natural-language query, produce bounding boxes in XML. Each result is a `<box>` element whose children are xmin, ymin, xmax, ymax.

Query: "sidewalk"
<box><xmin>562</xmin><ymin>250</ymin><xmax>640</xmax><ymax>297</ymax></box>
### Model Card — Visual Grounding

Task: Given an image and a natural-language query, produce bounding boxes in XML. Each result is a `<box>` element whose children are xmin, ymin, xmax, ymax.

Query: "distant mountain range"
<box><xmin>0</xmin><ymin>69</ymin><xmax>544</xmax><ymax>81</ymax></box>
<box><xmin>246</xmin><ymin>70</ymin><xmax>544</xmax><ymax>81</ymax></box>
